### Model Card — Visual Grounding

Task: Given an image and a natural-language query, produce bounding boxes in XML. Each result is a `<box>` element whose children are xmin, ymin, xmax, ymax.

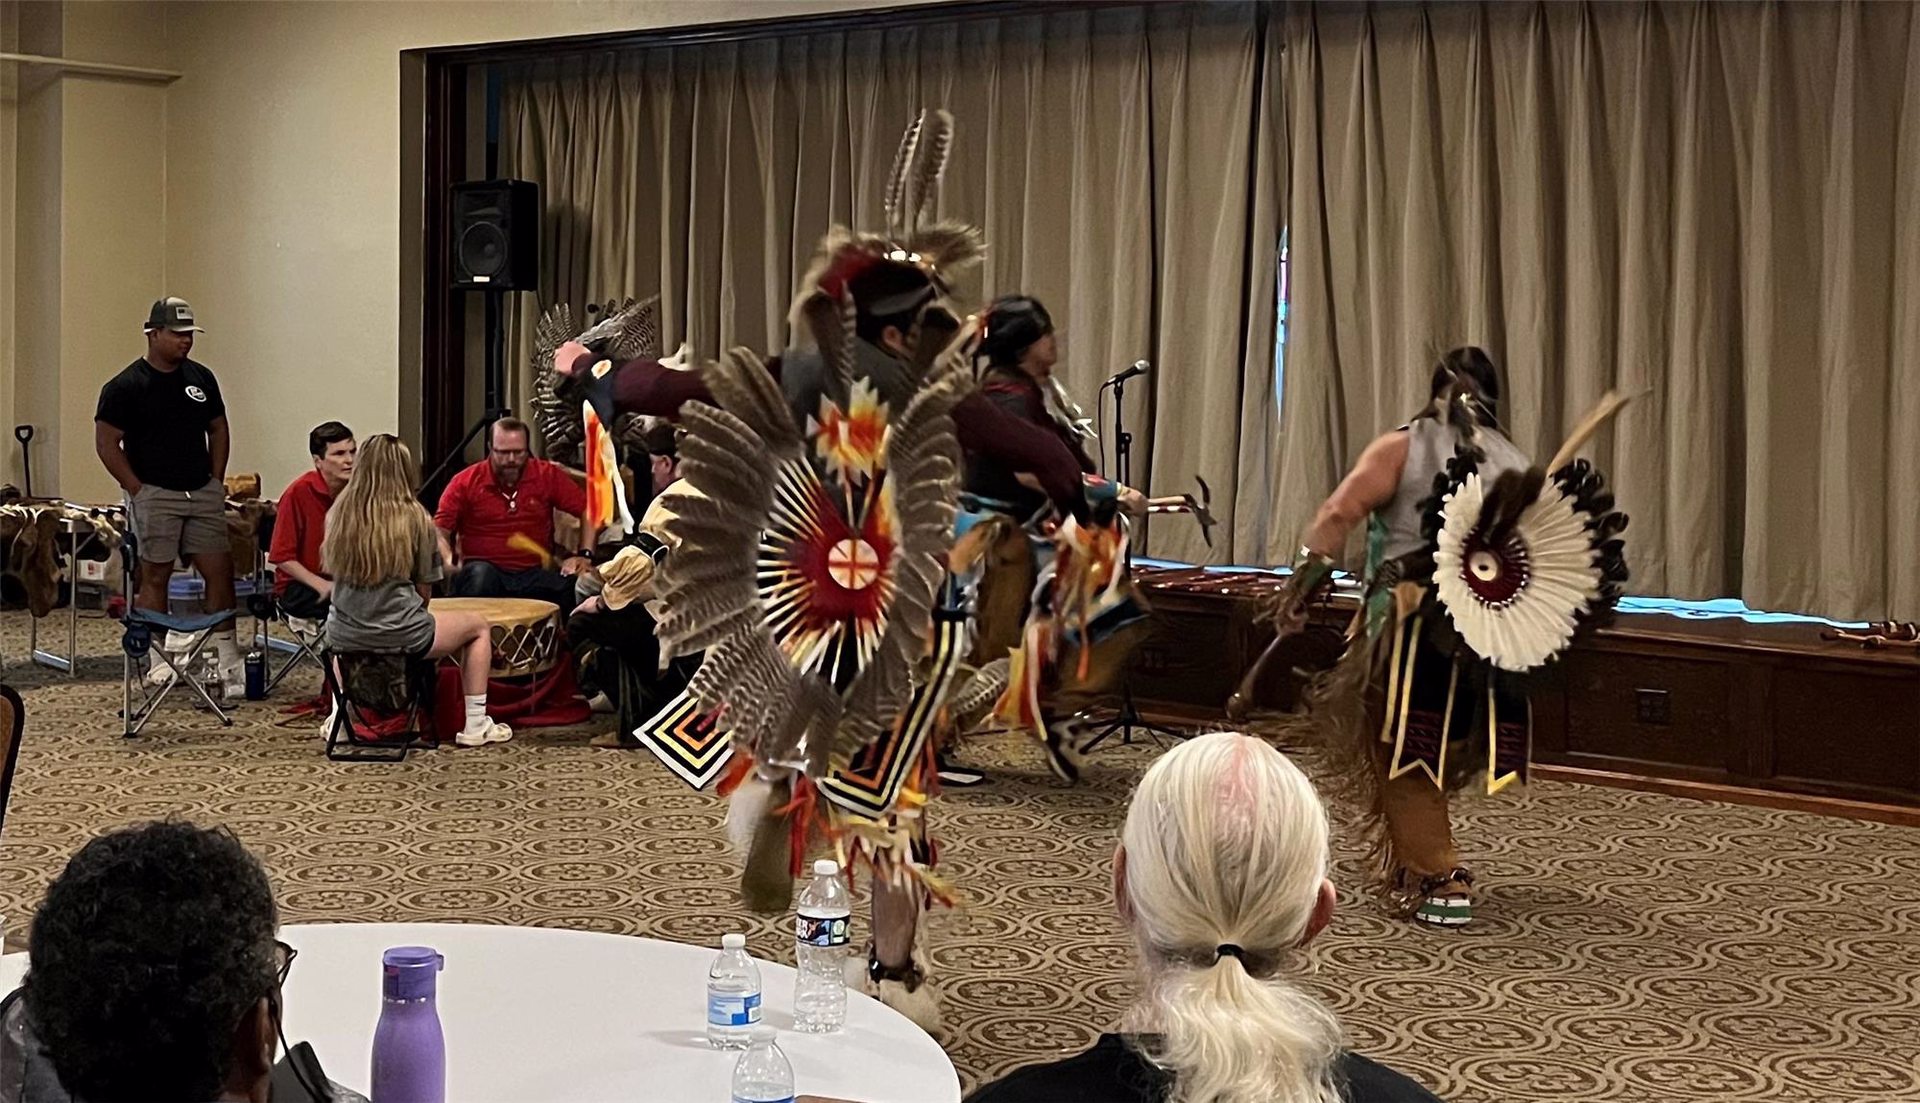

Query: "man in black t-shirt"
<box><xmin>95</xmin><ymin>297</ymin><xmax>245</xmax><ymax>695</ymax></box>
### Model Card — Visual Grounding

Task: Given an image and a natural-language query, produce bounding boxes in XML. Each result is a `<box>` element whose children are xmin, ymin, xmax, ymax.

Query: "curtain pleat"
<box><xmin>1277</xmin><ymin>0</ymin><xmax>1920</xmax><ymax>621</ymax></box>
<box><xmin>498</xmin><ymin>0</ymin><xmax>1920</xmax><ymax>617</ymax></box>
<box><xmin>498</xmin><ymin>3</ymin><xmax>1281</xmax><ymax>566</ymax></box>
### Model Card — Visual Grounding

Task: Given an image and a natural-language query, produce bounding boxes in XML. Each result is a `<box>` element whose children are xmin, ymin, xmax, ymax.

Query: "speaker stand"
<box><xmin>420</xmin><ymin>409</ymin><xmax>509</xmax><ymax>507</ymax></box>
<box><xmin>422</xmin><ymin>288</ymin><xmax>513</xmax><ymax>506</ymax></box>
<box><xmin>482</xmin><ymin>287</ymin><xmax>507</xmax><ymax>413</ymax></box>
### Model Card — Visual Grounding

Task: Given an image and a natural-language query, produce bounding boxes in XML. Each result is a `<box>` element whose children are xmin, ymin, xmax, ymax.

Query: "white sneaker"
<box><xmin>586</xmin><ymin>691</ymin><xmax>615</xmax><ymax>715</ymax></box>
<box><xmin>455</xmin><ymin>720</ymin><xmax>513</xmax><ymax>748</ymax></box>
<box><xmin>147</xmin><ymin>654</ymin><xmax>183</xmax><ymax>687</ymax></box>
<box><xmin>319</xmin><ymin>697</ymin><xmax>342</xmax><ymax>738</ymax></box>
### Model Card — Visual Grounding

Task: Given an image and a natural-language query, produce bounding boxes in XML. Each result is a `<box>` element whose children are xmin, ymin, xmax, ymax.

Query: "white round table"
<box><xmin>0</xmin><ymin>922</ymin><xmax>959</xmax><ymax>1103</ymax></box>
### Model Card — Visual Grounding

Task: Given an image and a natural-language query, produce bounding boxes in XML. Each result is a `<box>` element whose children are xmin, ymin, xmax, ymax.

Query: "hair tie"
<box><xmin>1214</xmin><ymin>944</ymin><xmax>1245</xmax><ymax>963</ymax></box>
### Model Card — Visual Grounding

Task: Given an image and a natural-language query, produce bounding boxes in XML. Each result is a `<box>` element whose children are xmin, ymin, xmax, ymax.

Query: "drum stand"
<box><xmin>1079</xmin><ymin>370</ymin><xmax>1183</xmax><ymax>754</ymax></box>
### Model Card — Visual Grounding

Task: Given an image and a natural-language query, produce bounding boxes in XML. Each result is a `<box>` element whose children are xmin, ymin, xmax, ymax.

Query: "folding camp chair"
<box><xmin>117</xmin><ymin>528</ymin><xmax>236</xmax><ymax>737</ymax></box>
<box><xmin>122</xmin><ymin>606</ymin><xmax>235</xmax><ymax>737</ymax></box>
<box><xmin>318</xmin><ymin>650</ymin><xmax>437</xmax><ymax>762</ymax></box>
<box><xmin>265</xmin><ymin>608</ymin><xmax>325</xmax><ymax>693</ymax></box>
<box><xmin>249</xmin><ymin>512</ymin><xmax>325</xmax><ymax>693</ymax></box>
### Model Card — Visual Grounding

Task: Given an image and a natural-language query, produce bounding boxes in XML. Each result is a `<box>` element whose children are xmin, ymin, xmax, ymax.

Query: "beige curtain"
<box><xmin>1273</xmin><ymin>1</ymin><xmax>1920</xmax><ymax>621</ymax></box>
<box><xmin>497</xmin><ymin>3</ymin><xmax>1284</xmax><ymax>565</ymax></box>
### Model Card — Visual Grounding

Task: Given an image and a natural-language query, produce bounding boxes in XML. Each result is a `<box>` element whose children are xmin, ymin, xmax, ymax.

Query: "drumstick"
<box><xmin>506</xmin><ymin>532</ymin><xmax>558</xmax><ymax>571</ymax></box>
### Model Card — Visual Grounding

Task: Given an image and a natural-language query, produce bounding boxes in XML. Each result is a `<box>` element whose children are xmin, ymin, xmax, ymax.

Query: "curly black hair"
<box><xmin>25</xmin><ymin>820</ymin><xmax>279</xmax><ymax>1103</ymax></box>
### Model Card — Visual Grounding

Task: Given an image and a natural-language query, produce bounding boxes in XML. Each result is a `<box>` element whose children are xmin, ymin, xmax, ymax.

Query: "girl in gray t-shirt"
<box><xmin>321</xmin><ymin>434</ymin><xmax>512</xmax><ymax>748</ymax></box>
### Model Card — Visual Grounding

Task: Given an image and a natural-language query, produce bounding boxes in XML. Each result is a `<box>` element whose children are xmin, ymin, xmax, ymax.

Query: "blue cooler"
<box><xmin>167</xmin><ymin>572</ymin><xmax>257</xmax><ymax>618</ymax></box>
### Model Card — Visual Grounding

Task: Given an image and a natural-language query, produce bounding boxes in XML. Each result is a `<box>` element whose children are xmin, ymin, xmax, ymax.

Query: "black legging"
<box><xmin>568</xmin><ymin>603</ymin><xmax>697</xmax><ymax>740</ymax></box>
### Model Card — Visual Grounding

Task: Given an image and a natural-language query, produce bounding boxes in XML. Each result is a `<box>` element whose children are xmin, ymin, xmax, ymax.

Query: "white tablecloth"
<box><xmin>0</xmin><ymin>921</ymin><xmax>959</xmax><ymax>1103</ymax></box>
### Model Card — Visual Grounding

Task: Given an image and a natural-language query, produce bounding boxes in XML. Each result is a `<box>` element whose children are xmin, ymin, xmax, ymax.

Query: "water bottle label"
<box><xmin>731</xmin><ymin>1096</ymin><xmax>794</xmax><ymax>1103</ymax></box>
<box><xmin>796</xmin><ymin>914</ymin><xmax>850</xmax><ymax>948</ymax></box>
<box><xmin>707</xmin><ymin>990</ymin><xmax>762</xmax><ymax>1027</ymax></box>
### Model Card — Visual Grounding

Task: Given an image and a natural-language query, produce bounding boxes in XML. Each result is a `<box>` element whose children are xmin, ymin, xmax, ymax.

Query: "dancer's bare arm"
<box><xmin>1299</xmin><ymin>430</ymin><xmax>1410</xmax><ymax>559</ymax></box>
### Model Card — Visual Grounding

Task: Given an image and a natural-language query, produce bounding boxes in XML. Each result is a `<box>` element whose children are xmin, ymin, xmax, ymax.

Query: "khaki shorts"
<box><xmin>128</xmin><ymin>480</ymin><xmax>229</xmax><ymax>564</ymax></box>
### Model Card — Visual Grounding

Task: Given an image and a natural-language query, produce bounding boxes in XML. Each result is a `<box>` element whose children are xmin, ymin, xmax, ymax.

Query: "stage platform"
<box><xmin>1129</xmin><ymin>561</ymin><xmax>1920</xmax><ymax>825</ymax></box>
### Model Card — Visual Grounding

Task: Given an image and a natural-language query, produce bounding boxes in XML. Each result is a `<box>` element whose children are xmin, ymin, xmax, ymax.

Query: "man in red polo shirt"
<box><xmin>269</xmin><ymin>421</ymin><xmax>355</xmax><ymax>620</ymax></box>
<box><xmin>433</xmin><ymin>416</ymin><xmax>590</xmax><ymax>613</ymax></box>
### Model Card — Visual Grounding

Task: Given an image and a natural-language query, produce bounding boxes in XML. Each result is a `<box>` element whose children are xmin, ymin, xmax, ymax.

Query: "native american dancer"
<box><xmin>544</xmin><ymin>111</ymin><xmax>1094</xmax><ymax>1031</ymax></box>
<box><xmin>954</xmin><ymin>294</ymin><xmax>1160</xmax><ymax>783</ymax></box>
<box><xmin>1234</xmin><ymin>347</ymin><xmax>1629</xmax><ymax>928</ymax></box>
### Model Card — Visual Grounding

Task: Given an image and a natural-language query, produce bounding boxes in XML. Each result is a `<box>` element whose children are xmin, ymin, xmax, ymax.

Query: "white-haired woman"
<box><xmin>967</xmin><ymin>732</ymin><xmax>1441</xmax><ymax>1103</ymax></box>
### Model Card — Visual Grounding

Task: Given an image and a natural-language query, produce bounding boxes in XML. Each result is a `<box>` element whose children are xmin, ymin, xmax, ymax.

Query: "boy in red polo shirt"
<box><xmin>433</xmin><ymin>416</ymin><xmax>590</xmax><ymax>613</ymax></box>
<box><xmin>269</xmin><ymin>421</ymin><xmax>355</xmax><ymax>620</ymax></box>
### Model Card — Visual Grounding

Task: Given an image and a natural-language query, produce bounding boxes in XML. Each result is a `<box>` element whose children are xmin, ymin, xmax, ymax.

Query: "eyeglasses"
<box><xmin>274</xmin><ymin>940</ymin><xmax>297</xmax><ymax>986</ymax></box>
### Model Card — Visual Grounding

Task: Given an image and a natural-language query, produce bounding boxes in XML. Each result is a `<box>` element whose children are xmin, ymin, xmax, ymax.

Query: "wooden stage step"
<box><xmin>1129</xmin><ymin>566</ymin><xmax>1920</xmax><ymax>823</ymax></box>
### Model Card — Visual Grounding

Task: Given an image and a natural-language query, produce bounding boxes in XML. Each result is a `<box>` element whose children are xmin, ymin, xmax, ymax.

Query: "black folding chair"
<box><xmin>0</xmin><ymin>684</ymin><xmax>26</xmax><ymax>836</ymax></box>
<box><xmin>318</xmin><ymin>651</ymin><xmax>438</xmax><ymax>763</ymax></box>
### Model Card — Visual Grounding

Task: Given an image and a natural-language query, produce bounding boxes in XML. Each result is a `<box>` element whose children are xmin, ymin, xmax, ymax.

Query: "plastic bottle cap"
<box><xmin>813</xmin><ymin>859</ymin><xmax>839</xmax><ymax>876</ymax></box>
<box><xmin>721</xmin><ymin>933</ymin><xmax>746</xmax><ymax>949</ymax></box>
<box><xmin>381</xmin><ymin>945</ymin><xmax>445</xmax><ymax>1001</ymax></box>
<box><xmin>751</xmin><ymin>1025</ymin><xmax>777</xmax><ymax>1042</ymax></box>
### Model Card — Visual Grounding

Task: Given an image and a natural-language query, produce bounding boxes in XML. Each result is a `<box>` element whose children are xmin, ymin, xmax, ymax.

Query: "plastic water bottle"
<box><xmin>730</xmin><ymin>1025</ymin><xmax>795</xmax><ymax>1103</ymax></box>
<box><xmin>200</xmin><ymin>653</ymin><xmax>223</xmax><ymax>708</ymax></box>
<box><xmin>706</xmin><ymin>932</ymin><xmax>763</xmax><ymax>1049</ymax></box>
<box><xmin>793</xmin><ymin>858</ymin><xmax>851</xmax><ymax>1033</ymax></box>
<box><xmin>370</xmin><ymin>946</ymin><xmax>446</xmax><ymax>1103</ymax></box>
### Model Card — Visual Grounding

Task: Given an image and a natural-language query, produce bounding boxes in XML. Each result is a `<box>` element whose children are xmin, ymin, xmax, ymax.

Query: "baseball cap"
<box><xmin>145</xmin><ymin>297</ymin><xmax>205</xmax><ymax>333</ymax></box>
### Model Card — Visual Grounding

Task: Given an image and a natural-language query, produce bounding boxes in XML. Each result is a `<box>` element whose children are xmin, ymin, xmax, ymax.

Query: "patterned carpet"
<box><xmin>2</xmin><ymin>614</ymin><xmax>1920</xmax><ymax>1102</ymax></box>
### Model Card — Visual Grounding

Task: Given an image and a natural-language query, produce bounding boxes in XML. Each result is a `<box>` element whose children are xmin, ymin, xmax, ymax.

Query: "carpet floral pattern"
<box><xmin>2</xmin><ymin>616</ymin><xmax>1918</xmax><ymax>1101</ymax></box>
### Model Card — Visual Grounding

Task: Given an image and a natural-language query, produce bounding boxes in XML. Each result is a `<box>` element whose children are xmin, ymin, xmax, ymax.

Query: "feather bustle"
<box><xmin>530</xmin><ymin>304</ymin><xmax>579</xmax><ymax>452</ymax></box>
<box><xmin>829</xmin><ymin>339</ymin><xmax>971</xmax><ymax>763</ymax></box>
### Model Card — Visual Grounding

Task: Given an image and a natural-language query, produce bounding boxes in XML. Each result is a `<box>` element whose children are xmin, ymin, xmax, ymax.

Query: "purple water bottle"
<box><xmin>371</xmin><ymin>946</ymin><xmax>446</xmax><ymax>1103</ymax></box>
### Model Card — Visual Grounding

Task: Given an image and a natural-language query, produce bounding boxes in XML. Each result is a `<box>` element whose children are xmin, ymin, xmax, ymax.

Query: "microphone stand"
<box><xmin>1079</xmin><ymin>368</ymin><xmax>1183</xmax><ymax>754</ymax></box>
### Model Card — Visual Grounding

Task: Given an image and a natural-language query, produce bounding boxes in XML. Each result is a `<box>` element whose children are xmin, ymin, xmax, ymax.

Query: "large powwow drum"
<box><xmin>429</xmin><ymin>597</ymin><xmax>561</xmax><ymax>678</ymax></box>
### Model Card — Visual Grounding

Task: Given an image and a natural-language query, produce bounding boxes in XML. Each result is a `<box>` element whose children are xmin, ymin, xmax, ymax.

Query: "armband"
<box><xmin>1286</xmin><ymin>546</ymin><xmax>1336</xmax><ymax>596</ymax></box>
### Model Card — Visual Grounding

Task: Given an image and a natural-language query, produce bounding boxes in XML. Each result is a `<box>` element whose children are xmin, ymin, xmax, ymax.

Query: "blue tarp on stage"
<box><xmin>1131</xmin><ymin>558</ymin><xmax>1865</xmax><ymax>628</ymax></box>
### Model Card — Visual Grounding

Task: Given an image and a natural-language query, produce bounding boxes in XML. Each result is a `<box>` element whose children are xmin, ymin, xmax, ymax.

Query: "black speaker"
<box><xmin>450</xmin><ymin>179</ymin><xmax>539</xmax><ymax>291</ymax></box>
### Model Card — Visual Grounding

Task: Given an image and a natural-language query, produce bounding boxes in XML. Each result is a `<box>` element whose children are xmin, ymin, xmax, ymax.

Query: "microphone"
<box><xmin>1105</xmin><ymin>360</ymin><xmax>1151</xmax><ymax>387</ymax></box>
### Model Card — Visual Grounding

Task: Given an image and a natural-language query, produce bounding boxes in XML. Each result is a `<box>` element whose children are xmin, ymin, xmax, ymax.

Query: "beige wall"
<box><xmin>6</xmin><ymin>0</ymin><xmax>170</xmax><ymax>503</ymax></box>
<box><xmin>0</xmin><ymin>2</ymin><xmax>14</xmax><ymax>490</ymax></box>
<box><xmin>159</xmin><ymin>0</ymin><xmax>911</xmax><ymax>498</ymax></box>
<box><xmin>1</xmin><ymin>1</ymin><xmax>22</xmax><ymax>491</ymax></box>
<box><xmin>4</xmin><ymin>0</ymin><xmax>912</xmax><ymax>500</ymax></box>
